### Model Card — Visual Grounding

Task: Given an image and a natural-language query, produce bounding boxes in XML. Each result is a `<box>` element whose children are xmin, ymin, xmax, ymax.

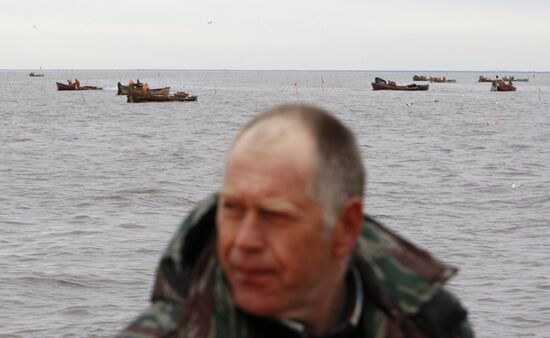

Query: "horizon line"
<box><xmin>2</xmin><ymin>68</ymin><xmax>549</xmax><ymax>73</ymax></box>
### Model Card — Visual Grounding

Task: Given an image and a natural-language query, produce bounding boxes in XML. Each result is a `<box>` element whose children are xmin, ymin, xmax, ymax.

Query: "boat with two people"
<box><xmin>478</xmin><ymin>76</ymin><xmax>495</xmax><ymax>82</ymax></box>
<box><xmin>491</xmin><ymin>79</ymin><xmax>516</xmax><ymax>92</ymax></box>
<box><xmin>118</xmin><ymin>81</ymin><xmax>170</xmax><ymax>95</ymax></box>
<box><xmin>412</xmin><ymin>75</ymin><xmax>430</xmax><ymax>81</ymax></box>
<box><xmin>502</xmin><ymin>76</ymin><xmax>528</xmax><ymax>82</ymax></box>
<box><xmin>430</xmin><ymin>76</ymin><xmax>456</xmax><ymax>83</ymax></box>
<box><xmin>372</xmin><ymin>77</ymin><xmax>429</xmax><ymax>91</ymax></box>
<box><xmin>56</xmin><ymin>81</ymin><xmax>102</xmax><ymax>91</ymax></box>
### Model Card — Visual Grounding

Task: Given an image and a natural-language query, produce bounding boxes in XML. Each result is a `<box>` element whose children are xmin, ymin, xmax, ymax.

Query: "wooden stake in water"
<box><xmin>294</xmin><ymin>80</ymin><xmax>299</xmax><ymax>100</ymax></box>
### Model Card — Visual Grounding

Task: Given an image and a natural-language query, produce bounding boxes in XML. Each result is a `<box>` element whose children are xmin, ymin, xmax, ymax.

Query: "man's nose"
<box><xmin>234</xmin><ymin>212</ymin><xmax>264</xmax><ymax>252</ymax></box>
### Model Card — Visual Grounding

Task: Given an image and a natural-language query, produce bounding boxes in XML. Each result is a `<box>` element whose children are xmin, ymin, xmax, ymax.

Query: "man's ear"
<box><xmin>332</xmin><ymin>197</ymin><xmax>363</xmax><ymax>259</ymax></box>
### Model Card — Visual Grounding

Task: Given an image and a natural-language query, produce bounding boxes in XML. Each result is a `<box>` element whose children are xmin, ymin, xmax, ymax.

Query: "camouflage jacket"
<box><xmin>117</xmin><ymin>194</ymin><xmax>474</xmax><ymax>338</ymax></box>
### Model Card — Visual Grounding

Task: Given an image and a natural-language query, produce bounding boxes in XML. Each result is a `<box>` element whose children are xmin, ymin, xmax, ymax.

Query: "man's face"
<box><xmin>216</xmin><ymin>123</ymin><xmax>336</xmax><ymax>320</ymax></box>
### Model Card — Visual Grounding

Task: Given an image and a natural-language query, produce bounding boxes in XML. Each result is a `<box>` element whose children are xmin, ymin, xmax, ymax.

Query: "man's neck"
<box><xmin>286</xmin><ymin>266</ymin><xmax>350</xmax><ymax>336</ymax></box>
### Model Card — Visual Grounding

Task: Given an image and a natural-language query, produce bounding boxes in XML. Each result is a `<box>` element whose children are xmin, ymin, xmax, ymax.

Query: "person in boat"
<box><xmin>388</xmin><ymin>80</ymin><xmax>397</xmax><ymax>86</ymax></box>
<box><xmin>67</xmin><ymin>79</ymin><xmax>73</xmax><ymax>85</ymax></box>
<box><xmin>128</xmin><ymin>80</ymin><xmax>135</xmax><ymax>86</ymax></box>
<box><xmin>75</xmin><ymin>79</ymin><xmax>80</xmax><ymax>89</ymax></box>
<box><xmin>142</xmin><ymin>83</ymin><xmax>150</xmax><ymax>92</ymax></box>
<box><xmin>116</xmin><ymin>104</ymin><xmax>474</xmax><ymax>338</ymax></box>
<box><xmin>136</xmin><ymin>79</ymin><xmax>141</xmax><ymax>86</ymax></box>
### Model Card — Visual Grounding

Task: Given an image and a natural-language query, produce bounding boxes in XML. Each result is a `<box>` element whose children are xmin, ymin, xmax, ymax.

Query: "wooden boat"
<box><xmin>56</xmin><ymin>82</ymin><xmax>103</xmax><ymax>91</ymax></box>
<box><xmin>117</xmin><ymin>82</ymin><xmax>143</xmax><ymax>95</ymax></box>
<box><xmin>491</xmin><ymin>80</ymin><xmax>516</xmax><ymax>92</ymax></box>
<box><xmin>478</xmin><ymin>76</ymin><xmax>494</xmax><ymax>82</ymax></box>
<box><xmin>29</xmin><ymin>72</ymin><xmax>44</xmax><ymax>77</ymax></box>
<box><xmin>503</xmin><ymin>76</ymin><xmax>528</xmax><ymax>82</ymax></box>
<box><xmin>56</xmin><ymin>82</ymin><xmax>76</xmax><ymax>90</ymax></box>
<box><xmin>430</xmin><ymin>77</ymin><xmax>456</xmax><ymax>83</ymax></box>
<box><xmin>127</xmin><ymin>91</ymin><xmax>198</xmax><ymax>103</ymax></box>
<box><xmin>372</xmin><ymin>77</ymin><xmax>429</xmax><ymax>91</ymax></box>
<box><xmin>118</xmin><ymin>82</ymin><xmax>170</xmax><ymax>95</ymax></box>
<box><xmin>413</xmin><ymin>75</ymin><xmax>430</xmax><ymax>81</ymax></box>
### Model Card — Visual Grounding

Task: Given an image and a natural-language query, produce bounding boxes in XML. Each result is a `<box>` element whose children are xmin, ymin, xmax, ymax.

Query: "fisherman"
<box><xmin>67</xmin><ymin>79</ymin><xmax>73</xmax><ymax>86</ymax></box>
<box><xmin>75</xmin><ymin>79</ymin><xmax>80</xmax><ymax>89</ymax></box>
<box><xmin>142</xmin><ymin>83</ymin><xmax>150</xmax><ymax>92</ymax></box>
<box><xmin>117</xmin><ymin>104</ymin><xmax>474</xmax><ymax>338</ymax></box>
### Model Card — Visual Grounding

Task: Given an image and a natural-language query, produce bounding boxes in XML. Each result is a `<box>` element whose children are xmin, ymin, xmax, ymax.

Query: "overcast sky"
<box><xmin>1</xmin><ymin>0</ymin><xmax>549</xmax><ymax>71</ymax></box>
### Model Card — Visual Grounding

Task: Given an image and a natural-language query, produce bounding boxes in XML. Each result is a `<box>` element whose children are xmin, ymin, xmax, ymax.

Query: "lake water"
<box><xmin>1</xmin><ymin>70</ymin><xmax>549</xmax><ymax>337</ymax></box>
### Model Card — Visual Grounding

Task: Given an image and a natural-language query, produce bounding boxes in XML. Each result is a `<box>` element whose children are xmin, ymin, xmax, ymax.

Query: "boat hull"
<box><xmin>127</xmin><ymin>91</ymin><xmax>198</xmax><ymax>103</ymax></box>
<box><xmin>372</xmin><ymin>82</ymin><xmax>429</xmax><ymax>91</ymax></box>
<box><xmin>491</xmin><ymin>81</ymin><xmax>516</xmax><ymax>92</ymax></box>
<box><xmin>118</xmin><ymin>82</ymin><xmax>170</xmax><ymax>95</ymax></box>
<box><xmin>56</xmin><ymin>82</ymin><xmax>102</xmax><ymax>91</ymax></box>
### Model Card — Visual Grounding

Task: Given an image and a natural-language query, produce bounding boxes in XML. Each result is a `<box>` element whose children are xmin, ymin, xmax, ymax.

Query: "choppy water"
<box><xmin>1</xmin><ymin>70</ymin><xmax>549</xmax><ymax>337</ymax></box>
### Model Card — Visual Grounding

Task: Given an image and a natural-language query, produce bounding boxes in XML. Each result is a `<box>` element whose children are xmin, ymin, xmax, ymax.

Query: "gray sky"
<box><xmin>1</xmin><ymin>0</ymin><xmax>549</xmax><ymax>70</ymax></box>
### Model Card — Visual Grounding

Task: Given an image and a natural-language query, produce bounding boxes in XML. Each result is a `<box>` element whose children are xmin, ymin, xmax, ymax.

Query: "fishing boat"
<box><xmin>413</xmin><ymin>75</ymin><xmax>430</xmax><ymax>81</ymax></box>
<box><xmin>478</xmin><ymin>76</ymin><xmax>494</xmax><ymax>82</ymax></box>
<box><xmin>56</xmin><ymin>82</ymin><xmax>103</xmax><ymax>91</ymax></box>
<box><xmin>502</xmin><ymin>76</ymin><xmax>529</xmax><ymax>82</ymax></box>
<box><xmin>127</xmin><ymin>91</ymin><xmax>198</xmax><ymax>103</ymax></box>
<box><xmin>117</xmin><ymin>82</ymin><xmax>141</xmax><ymax>95</ymax></box>
<box><xmin>491</xmin><ymin>80</ymin><xmax>516</xmax><ymax>92</ymax></box>
<box><xmin>119</xmin><ymin>82</ymin><xmax>170</xmax><ymax>95</ymax></box>
<box><xmin>372</xmin><ymin>77</ymin><xmax>429</xmax><ymax>91</ymax></box>
<box><xmin>29</xmin><ymin>72</ymin><xmax>44</xmax><ymax>77</ymax></box>
<box><xmin>430</xmin><ymin>77</ymin><xmax>456</xmax><ymax>83</ymax></box>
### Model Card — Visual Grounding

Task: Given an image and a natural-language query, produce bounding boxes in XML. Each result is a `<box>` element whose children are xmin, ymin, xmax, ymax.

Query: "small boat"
<box><xmin>430</xmin><ymin>77</ymin><xmax>456</xmax><ymax>83</ymax></box>
<box><xmin>118</xmin><ymin>82</ymin><xmax>170</xmax><ymax>95</ymax></box>
<box><xmin>117</xmin><ymin>82</ymin><xmax>140</xmax><ymax>95</ymax></box>
<box><xmin>56</xmin><ymin>82</ymin><xmax>103</xmax><ymax>91</ymax></box>
<box><xmin>503</xmin><ymin>76</ymin><xmax>529</xmax><ymax>82</ymax></box>
<box><xmin>56</xmin><ymin>82</ymin><xmax>76</xmax><ymax>90</ymax></box>
<box><xmin>372</xmin><ymin>77</ymin><xmax>429</xmax><ymax>91</ymax></box>
<box><xmin>413</xmin><ymin>75</ymin><xmax>430</xmax><ymax>81</ymax></box>
<box><xmin>127</xmin><ymin>91</ymin><xmax>198</xmax><ymax>103</ymax></box>
<box><xmin>29</xmin><ymin>72</ymin><xmax>44</xmax><ymax>77</ymax></box>
<box><xmin>478</xmin><ymin>76</ymin><xmax>494</xmax><ymax>82</ymax></box>
<box><xmin>491</xmin><ymin>80</ymin><xmax>516</xmax><ymax>92</ymax></box>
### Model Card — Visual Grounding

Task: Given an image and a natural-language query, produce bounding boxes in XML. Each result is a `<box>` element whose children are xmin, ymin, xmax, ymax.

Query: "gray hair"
<box><xmin>235</xmin><ymin>104</ymin><xmax>366</xmax><ymax>230</ymax></box>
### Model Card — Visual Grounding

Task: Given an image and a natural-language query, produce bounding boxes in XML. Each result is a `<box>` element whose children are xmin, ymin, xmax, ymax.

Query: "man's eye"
<box><xmin>260</xmin><ymin>209</ymin><xmax>289</xmax><ymax>221</ymax></box>
<box><xmin>223</xmin><ymin>201</ymin><xmax>243</xmax><ymax>212</ymax></box>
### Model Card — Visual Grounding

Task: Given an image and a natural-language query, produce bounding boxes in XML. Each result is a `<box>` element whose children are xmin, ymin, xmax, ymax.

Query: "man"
<box><xmin>117</xmin><ymin>104</ymin><xmax>474</xmax><ymax>338</ymax></box>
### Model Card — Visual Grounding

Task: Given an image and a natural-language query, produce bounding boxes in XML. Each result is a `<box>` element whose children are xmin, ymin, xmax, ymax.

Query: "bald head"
<box><xmin>226</xmin><ymin>104</ymin><xmax>365</xmax><ymax>229</ymax></box>
<box><xmin>231</xmin><ymin>115</ymin><xmax>315</xmax><ymax>161</ymax></box>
